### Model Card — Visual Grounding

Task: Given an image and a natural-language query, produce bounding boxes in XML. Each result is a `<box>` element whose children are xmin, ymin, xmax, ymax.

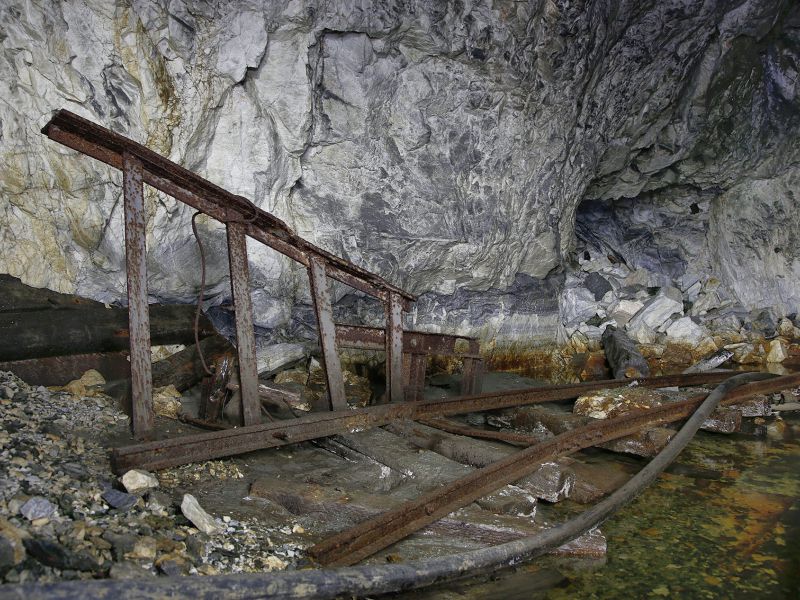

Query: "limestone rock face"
<box><xmin>1</xmin><ymin>0</ymin><xmax>798</xmax><ymax>344</ymax></box>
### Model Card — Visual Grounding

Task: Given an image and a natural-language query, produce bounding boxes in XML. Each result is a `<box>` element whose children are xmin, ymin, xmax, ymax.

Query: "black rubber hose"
<box><xmin>1</xmin><ymin>373</ymin><xmax>774</xmax><ymax>600</ymax></box>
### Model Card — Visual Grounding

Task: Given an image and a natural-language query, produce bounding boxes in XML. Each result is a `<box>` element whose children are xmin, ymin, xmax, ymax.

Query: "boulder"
<box><xmin>665</xmin><ymin>317</ymin><xmax>711</xmax><ymax>347</ymax></box>
<box><xmin>767</xmin><ymin>338</ymin><xmax>789</xmax><ymax>363</ymax></box>
<box><xmin>560</xmin><ymin>286</ymin><xmax>599</xmax><ymax>331</ymax></box>
<box><xmin>626</xmin><ymin>287</ymin><xmax>683</xmax><ymax>331</ymax></box>
<box><xmin>585</xmin><ymin>272</ymin><xmax>613</xmax><ymax>301</ymax></box>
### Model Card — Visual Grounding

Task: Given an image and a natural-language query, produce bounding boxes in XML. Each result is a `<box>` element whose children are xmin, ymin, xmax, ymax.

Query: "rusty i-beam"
<box><xmin>42</xmin><ymin>110</ymin><xmax>483</xmax><ymax>436</ymax></box>
<box><xmin>110</xmin><ymin>370</ymin><xmax>744</xmax><ymax>473</ymax></box>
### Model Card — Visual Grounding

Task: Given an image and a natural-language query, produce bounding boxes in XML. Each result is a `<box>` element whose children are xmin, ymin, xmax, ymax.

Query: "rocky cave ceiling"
<box><xmin>0</xmin><ymin>0</ymin><xmax>798</xmax><ymax>353</ymax></box>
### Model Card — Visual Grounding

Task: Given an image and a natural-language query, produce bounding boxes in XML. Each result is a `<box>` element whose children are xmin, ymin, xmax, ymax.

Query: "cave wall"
<box><xmin>1</xmin><ymin>0</ymin><xmax>798</xmax><ymax>347</ymax></box>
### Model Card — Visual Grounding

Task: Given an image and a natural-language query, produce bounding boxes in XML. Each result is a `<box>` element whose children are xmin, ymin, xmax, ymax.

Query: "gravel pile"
<box><xmin>0</xmin><ymin>371</ymin><xmax>305</xmax><ymax>584</ymax></box>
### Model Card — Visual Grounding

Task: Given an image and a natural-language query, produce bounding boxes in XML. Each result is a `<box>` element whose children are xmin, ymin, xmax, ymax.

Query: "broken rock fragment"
<box><xmin>181</xmin><ymin>494</ymin><xmax>222</xmax><ymax>535</ymax></box>
<box><xmin>121</xmin><ymin>469</ymin><xmax>159</xmax><ymax>494</ymax></box>
<box><xmin>19</xmin><ymin>497</ymin><xmax>56</xmax><ymax>521</ymax></box>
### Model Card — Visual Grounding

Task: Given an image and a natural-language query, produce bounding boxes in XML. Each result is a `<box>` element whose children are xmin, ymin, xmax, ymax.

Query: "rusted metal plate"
<box><xmin>42</xmin><ymin>110</ymin><xmax>415</xmax><ymax>306</ymax></box>
<box><xmin>308</xmin><ymin>373</ymin><xmax>800</xmax><ymax>566</ymax></box>
<box><xmin>226</xmin><ymin>222</ymin><xmax>260</xmax><ymax>427</ymax></box>
<box><xmin>336</xmin><ymin>324</ymin><xmax>479</xmax><ymax>356</ymax></box>
<box><xmin>309</xmin><ymin>257</ymin><xmax>348</xmax><ymax>411</ymax></box>
<box><xmin>387</xmin><ymin>293</ymin><xmax>405</xmax><ymax>403</ymax></box>
<box><xmin>110</xmin><ymin>371</ymin><xmax>794</xmax><ymax>474</ymax></box>
<box><xmin>122</xmin><ymin>152</ymin><xmax>153</xmax><ymax>439</ymax></box>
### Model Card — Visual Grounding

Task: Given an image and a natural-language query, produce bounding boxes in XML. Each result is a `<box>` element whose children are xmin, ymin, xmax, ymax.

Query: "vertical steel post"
<box><xmin>386</xmin><ymin>292</ymin><xmax>405</xmax><ymax>403</ymax></box>
<box><xmin>308</xmin><ymin>257</ymin><xmax>348</xmax><ymax>411</ymax></box>
<box><xmin>226</xmin><ymin>221</ymin><xmax>261</xmax><ymax>426</ymax></box>
<box><xmin>461</xmin><ymin>357</ymin><xmax>483</xmax><ymax>395</ymax></box>
<box><xmin>122</xmin><ymin>152</ymin><xmax>153</xmax><ymax>438</ymax></box>
<box><xmin>405</xmin><ymin>353</ymin><xmax>427</xmax><ymax>401</ymax></box>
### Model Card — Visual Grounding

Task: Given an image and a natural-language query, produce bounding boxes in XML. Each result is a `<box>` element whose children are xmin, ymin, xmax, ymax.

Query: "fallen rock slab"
<box><xmin>181</xmin><ymin>494</ymin><xmax>222</xmax><ymax>535</ymax></box>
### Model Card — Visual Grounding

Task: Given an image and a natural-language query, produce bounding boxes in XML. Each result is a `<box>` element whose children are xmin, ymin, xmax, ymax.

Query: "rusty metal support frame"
<box><xmin>42</xmin><ymin>109</ymin><xmax>435</xmax><ymax>430</ymax></box>
<box><xmin>386</xmin><ymin>293</ymin><xmax>405</xmax><ymax>402</ymax></box>
<box><xmin>109</xmin><ymin>370</ymin><xmax>770</xmax><ymax>473</ymax></box>
<box><xmin>122</xmin><ymin>152</ymin><xmax>154</xmax><ymax>437</ymax></box>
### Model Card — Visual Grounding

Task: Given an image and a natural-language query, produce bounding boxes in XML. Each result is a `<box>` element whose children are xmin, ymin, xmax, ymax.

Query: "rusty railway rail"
<box><xmin>308</xmin><ymin>372</ymin><xmax>800</xmax><ymax>567</ymax></box>
<box><xmin>111</xmin><ymin>370</ymin><xmax>743</xmax><ymax>473</ymax></box>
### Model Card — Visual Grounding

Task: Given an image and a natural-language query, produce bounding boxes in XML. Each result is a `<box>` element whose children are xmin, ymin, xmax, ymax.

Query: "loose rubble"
<box><xmin>0</xmin><ymin>371</ymin><xmax>305</xmax><ymax>584</ymax></box>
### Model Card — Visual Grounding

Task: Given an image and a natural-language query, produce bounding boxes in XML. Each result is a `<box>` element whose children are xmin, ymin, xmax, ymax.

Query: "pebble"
<box><xmin>101</xmin><ymin>489</ymin><xmax>139</xmax><ymax>512</ymax></box>
<box><xmin>0</xmin><ymin>371</ymin><xmax>304</xmax><ymax>585</ymax></box>
<box><xmin>20</xmin><ymin>498</ymin><xmax>56</xmax><ymax>521</ymax></box>
<box><xmin>121</xmin><ymin>470</ymin><xmax>159</xmax><ymax>495</ymax></box>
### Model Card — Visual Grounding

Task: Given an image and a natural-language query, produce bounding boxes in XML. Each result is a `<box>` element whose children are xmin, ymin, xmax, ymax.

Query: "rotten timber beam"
<box><xmin>110</xmin><ymin>370</ymin><xmax>784</xmax><ymax>473</ymax></box>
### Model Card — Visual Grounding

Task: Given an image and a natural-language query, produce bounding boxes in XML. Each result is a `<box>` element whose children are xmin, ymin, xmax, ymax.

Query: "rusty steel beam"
<box><xmin>122</xmin><ymin>152</ymin><xmax>153</xmax><ymax>438</ymax></box>
<box><xmin>335</xmin><ymin>324</ymin><xmax>479</xmax><ymax>355</ymax></box>
<box><xmin>308</xmin><ymin>373</ymin><xmax>800</xmax><ymax>566</ymax></box>
<box><xmin>309</xmin><ymin>257</ymin><xmax>348</xmax><ymax>411</ymax></box>
<box><xmin>404</xmin><ymin>353</ymin><xmax>427</xmax><ymax>402</ymax></box>
<box><xmin>225</xmin><ymin>222</ymin><xmax>261</xmax><ymax>426</ymax></box>
<box><xmin>110</xmin><ymin>370</ymin><xmax>777</xmax><ymax>473</ymax></box>
<box><xmin>461</xmin><ymin>357</ymin><xmax>483</xmax><ymax>395</ymax></box>
<box><xmin>0</xmin><ymin>352</ymin><xmax>131</xmax><ymax>387</ymax></box>
<box><xmin>41</xmin><ymin>111</ymin><xmax>414</xmax><ymax>307</ymax></box>
<box><xmin>387</xmin><ymin>293</ymin><xmax>405</xmax><ymax>403</ymax></box>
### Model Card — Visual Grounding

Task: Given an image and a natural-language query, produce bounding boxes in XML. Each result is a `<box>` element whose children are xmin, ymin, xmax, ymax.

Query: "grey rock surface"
<box><xmin>1</xmin><ymin>0</ymin><xmax>798</xmax><ymax>343</ymax></box>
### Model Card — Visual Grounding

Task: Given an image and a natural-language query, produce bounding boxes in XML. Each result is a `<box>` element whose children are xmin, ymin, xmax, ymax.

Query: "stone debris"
<box><xmin>152</xmin><ymin>385</ymin><xmax>183</xmax><ymax>419</ymax></box>
<box><xmin>100</xmin><ymin>489</ymin><xmax>139</xmax><ymax>512</ymax></box>
<box><xmin>767</xmin><ymin>338</ymin><xmax>789</xmax><ymax>363</ymax></box>
<box><xmin>180</xmin><ymin>495</ymin><xmax>222</xmax><ymax>536</ymax></box>
<box><xmin>627</xmin><ymin>287</ymin><xmax>683</xmax><ymax>332</ymax></box>
<box><xmin>0</xmin><ymin>371</ymin><xmax>304</xmax><ymax>585</ymax></box>
<box><xmin>19</xmin><ymin>498</ymin><xmax>56</xmax><ymax>522</ymax></box>
<box><xmin>61</xmin><ymin>370</ymin><xmax>106</xmax><ymax>398</ymax></box>
<box><xmin>121</xmin><ymin>470</ymin><xmax>159</xmax><ymax>495</ymax></box>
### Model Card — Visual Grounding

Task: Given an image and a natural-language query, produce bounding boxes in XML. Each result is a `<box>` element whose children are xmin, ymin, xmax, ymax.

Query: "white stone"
<box><xmin>627</xmin><ymin>287</ymin><xmax>683</xmax><ymax>331</ymax></box>
<box><xmin>626</xmin><ymin>320</ymin><xmax>658</xmax><ymax>344</ymax></box>
<box><xmin>121</xmin><ymin>469</ymin><xmax>159</xmax><ymax>494</ymax></box>
<box><xmin>665</xmin><ymin>317</ymin><xmax>711</xmax><ymax>346</ymax></box>
<box><xmin>767</xmin><ymin>338</ymin><xmax>788</xmax><ymax>363</ymax></box>
<box><xmin>255</xmin><ymin>342</ymin><xmax>307</xmax><ymax>376</ymax></box>
<box><xmin>610</xmin><ymin>299</ymin><xmax>645</xmax><ymax>326</ymax></box>
<box><xmin>181</xmin><ymin>494</ymin><xmax>222</xmax><ymax>535</ymax></box>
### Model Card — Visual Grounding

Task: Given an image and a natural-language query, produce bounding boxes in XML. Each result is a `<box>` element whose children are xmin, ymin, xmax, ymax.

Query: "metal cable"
<box><xmin>191</xmin><ymin>211</ymin><xmax>213</xmax><ymax>377</ymax></box>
